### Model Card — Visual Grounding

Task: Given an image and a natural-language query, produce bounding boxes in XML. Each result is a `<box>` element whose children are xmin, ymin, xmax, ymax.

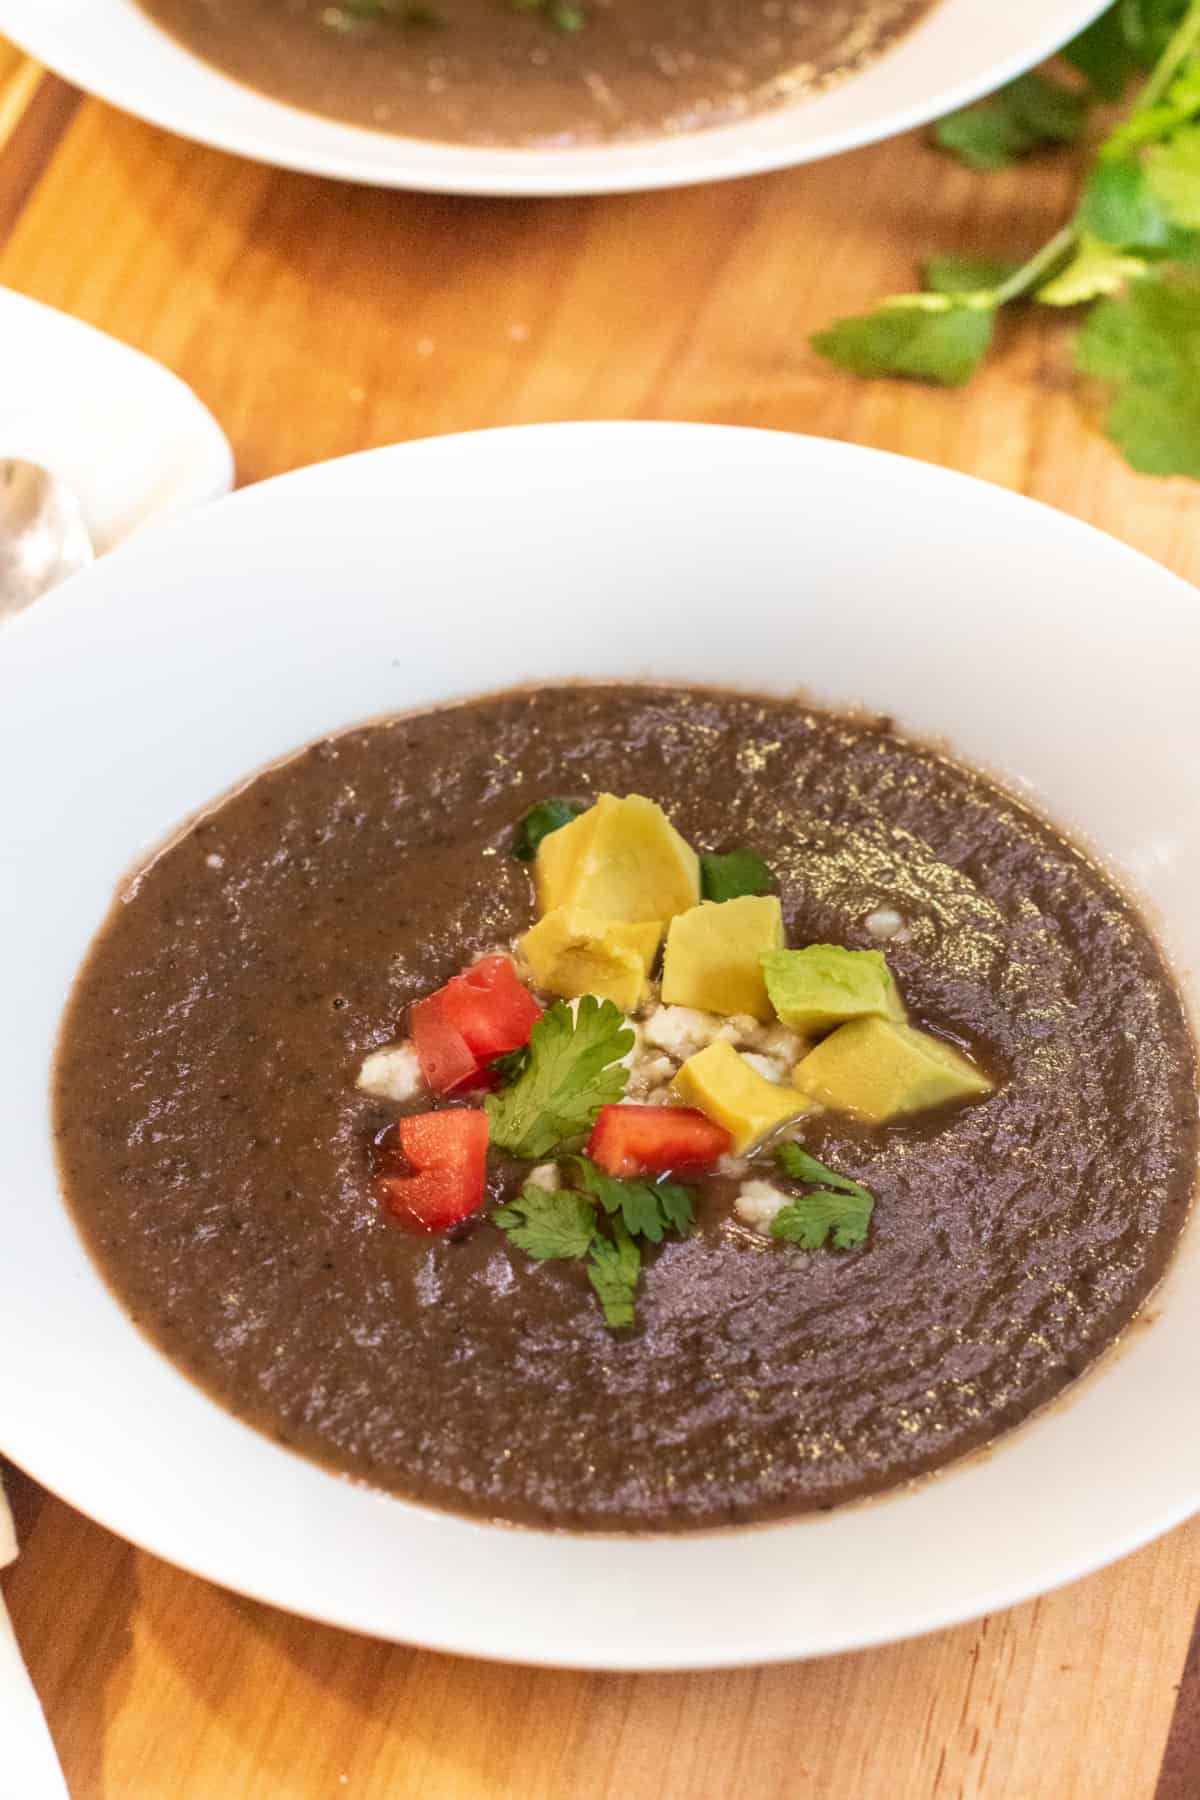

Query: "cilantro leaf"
<box><xmin>1065</xmin><ymin>6</ymin><xmax>1145</xmax><ymax>99</ymax></box>
<box><xmin>812</xmin><ymin>297</ymin><xmax>995</xmax><ymax>388</ymax></box>
<box><xmin>570</xmin><ymin>1156</ymin><xmax>695</xmax><ymax>1244</ymax></box>
<box><xmin>771</xmin><ymin>1190</ymin><xmax>874</xmax><ymax>1251</ymax></box>
<box><xmin>587</xmin><ymin>1218</ymin><xmax>641</xmax><ymax>1329</ymax></box>
<box><xmin>490</xmin><ymin>1045</ymin><xmax>530</xmax><ymax>1085</ymax></box>
<box><xmin>1038</xmin><ymin>233</ymin><xmax>1149</xmax><ymax>305</ymax></box>
<box><xmin>934</xmin><ymin>72</ymin><xmax>1089</xmax><ymax>170</ymax></box>
<box><xmin>493</xmin><ymin>1185</ymin><xmax>598</xmax><ymax>1260</ymax></box>
<box><xmin>484</xmin><ymin>996</ymin><xmax>633</xmax><ymax>1160</ymax></box>
<box><xmin>771</xmin><ymin>1142</ymin><xmax>876</xmax><ymax>1250</ymax></box>
<box><xmin>1146</xmin><ymin>124</ymin><xmax>1200</xmax><ymax>225</ymax></box>
<box><xmin>511</xmin><ymin>797</ymin><xmax>585</xmax><ymax>863</ymax></box>
<box><xmin>774</xmin><ymin>1142</ymin><xmax>868</xmax><ymax>1195</ymax></box>
<box><xmin>699</xmin><ymin>849</ymin><xmax>775</xmax><ymax>903</ymax></box>
<box><xmin>1074</xmin><ymin>278</ymin><xmax>1200</xmax><ymax>476</ymax></box>
<box><xmin>1077</xmin><ymin>158</ymin><xmax>1172</xmax><ymax>249</ymax></box>
<box><xmin>922</xmin><ymin>252</ymin><xmax>1021</xmax><ymax>295</ymax></box>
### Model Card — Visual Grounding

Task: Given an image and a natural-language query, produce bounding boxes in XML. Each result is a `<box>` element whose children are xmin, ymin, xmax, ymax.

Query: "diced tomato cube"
<box><xmin>438</xmin><ymin>956</ymin><xmax>542</xmax><ymax>1061</ymax></box>
<box><xmin>410</xmin><ymin>957</ymin><xmax>541</xmax><ymax>1095</ymax></box>
<box><xmin>410</xmin><ymin>994</ymin><xmax>482</xmax><ymax>1095</ymax></box>
<box><xmin>587</xmin><ymin>1105</ymin><xmax>732</xmax><ymax>1179</ymax></box>
<box><xmin>376</xmin><ymin>1109</ymin><xmax>490</xmax><ymax>1232</ymax></box>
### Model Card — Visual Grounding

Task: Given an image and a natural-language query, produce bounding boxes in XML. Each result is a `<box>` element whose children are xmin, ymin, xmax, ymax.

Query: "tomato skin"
<box><xmin>409</xmin><ymin>995</ymin><xmax>481</xmax><ymax>1095</ymax></box>
<box><xmin>587</xmin><ymin>1105</ymin><xmax>732</xmax><ymax>1179</ymax></box>
<box><xmin>376</xmin><ymin>1109</ymin><xmax>490</xmax><ymax>1232</ymax></box>
<box><xmin>410</xmin><ymin>958</ymin><xmax>541</xmax><ymax>1095</ymax></box>
<box><xmin>438</xmin><ymin>956</ymin><xmax>543</xmax><ymax>1061</ymax></box>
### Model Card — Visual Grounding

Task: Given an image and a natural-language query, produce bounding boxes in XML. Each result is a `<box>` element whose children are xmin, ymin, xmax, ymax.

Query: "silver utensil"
<box><xmin>0</xmin><ymin>458</ymin><xmax>93</xmax><ymax>620</ymax></box>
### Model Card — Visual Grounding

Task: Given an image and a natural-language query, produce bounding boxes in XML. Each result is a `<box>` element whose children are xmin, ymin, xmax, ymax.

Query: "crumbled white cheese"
<box><xmin>356</xmin><ymin>1042</ymin><xmax>425</xmax><ymax>1103</ymax></box>
<box><xmin>752</xmin><ymin>1021</ymin><xmax>807</xmax><ymax>1064</ymax></box>
<box><xmin>717</xmin><ymin>1152</ymin><xmax>751</xmax><ymax>1179</ymax></box>
<box><xmin>734</xmin><ymin>1179</ymin><xmax>792</xmax><ymax>1235</ymax></box>
<box><xmin>722</xmin><ymin>1013</ymin><xmax>763</xmax><ymax>1045</ymax></box>
<box><xmin>525</xmin><ymin>1163</ymin><xmax>560</xmax><ymax>1192</ymax></box>
<box><xmin>642</xmin><ymin>1004</ymin><xmax>729</xmax><ymax>1059</ymax></box>
<box><xmin>740</xmin><ymin>1052</ymin><xmax>791</xmax><ymax>1086</ymax></box>
<box><xmin>865</xmin><ymin>907</ymin><xmax>911</xmax><ymax>943</ymax></box>
<box><xmin>627</xmin><ymin>1051</ymin><xmax>677</xmax><ymax>1098</ymax></box>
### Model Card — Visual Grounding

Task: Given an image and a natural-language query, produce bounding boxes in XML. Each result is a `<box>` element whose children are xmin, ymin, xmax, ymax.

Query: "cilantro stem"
<box><xmin>989</xmin><ymin>223</ymin><xmax>1078</xmax><ymax>304</ymax></box>
<box><xmin>1132</xmin><ymin>0</ymin><xmax>1200</xmax><ymax>114</ymax></box>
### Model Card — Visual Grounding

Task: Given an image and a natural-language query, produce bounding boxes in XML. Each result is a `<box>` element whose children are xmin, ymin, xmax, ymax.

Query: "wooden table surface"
<box><xmin>2</xmin><ymin>32</ymin><xmax>1199</xmax><ymax>1800</ymax></box>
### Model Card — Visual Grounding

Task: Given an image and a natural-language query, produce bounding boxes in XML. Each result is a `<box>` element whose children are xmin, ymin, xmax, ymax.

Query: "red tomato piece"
<box><xmin>587</xmin><ymin>1105</ymin><xmax>732</xmax><ymax>1179</ymax></box>
<box><xmin>437</xmin><ymin>956</ymin><xmax>543</xmax><ymax>1061</ymax></box>
<box><xmin>377</xmin><ymin>1109</ymin><xmax>490</xmax><ymax>1232</ymax></box>
<box><xmin>410</xmin><ymin>994</ymin><xmax>481</xmax><ymax>1095</ymax></box>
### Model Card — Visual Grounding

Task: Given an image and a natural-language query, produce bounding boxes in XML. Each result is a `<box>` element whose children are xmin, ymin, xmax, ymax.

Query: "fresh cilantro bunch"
<box><xmin>494</xmin><ymin>1157</ymin><xmax>695</xmax><ymax>1327</ymax></box>
<box><xmin>485</xmin><ymin>995</ymin><xmax>633</xmax><ymax>1160</ymax></box>
<box><xmin>813</xmin><ymin>0</ymin><xmax>1200</xmax><ymax>478</ymax></box>
<box><xmin>771</xmin><ymin>1144</ymin><xmax>875</xmax><ymax>1250</ymax></box>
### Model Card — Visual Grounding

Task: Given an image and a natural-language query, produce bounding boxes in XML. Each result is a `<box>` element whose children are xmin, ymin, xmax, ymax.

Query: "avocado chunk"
<box><xmin>534</xmin><ymin>794</ymin><xmax>700</xmax><ymax>925</ymax></box>
<box><xmin>674</xmin><ymin>1038</ymin><xmax>814</xmax><ymax>1153</ymax></box>
<box><xmin>519</xmin><ymin>907</ymin><xmax>663</xmax><ymax>1012</ymax></box>
<box><xmin>662</xmin><ymin>896</ymin><xmax>784</xmax><ymax>1021</ymax></box>
<box><xmin>792</xmin><ymin>1016</ymin><xmax>993</xmax><ymax>1123</ymax></box>
<box><xmin>761</xmin><ymin>943</ymin><xmax>906</xmax><ymax>1036</ymax></box>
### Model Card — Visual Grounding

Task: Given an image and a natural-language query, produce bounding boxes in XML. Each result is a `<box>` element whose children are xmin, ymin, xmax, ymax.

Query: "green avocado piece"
<box><xmin>761</xmin><ymin>944</ymin><xmax>905</xmax><ymax>1036</ymax></box>
<box><xmin>792</xmin><ymin>1016</ymin><xmax>993</xmax><ymax>1123</ymax></box>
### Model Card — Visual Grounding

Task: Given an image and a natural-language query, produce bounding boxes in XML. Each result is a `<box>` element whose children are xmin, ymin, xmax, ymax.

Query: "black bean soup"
<box><xmin>54</xmin><ymin>685</ymin><xmax>1197</xmax><ymax>1531</ymax></box>
<box><xmin>136</xmin><ymin>0</ymin><xmax>938</xmax><ymax>149</ymax></box>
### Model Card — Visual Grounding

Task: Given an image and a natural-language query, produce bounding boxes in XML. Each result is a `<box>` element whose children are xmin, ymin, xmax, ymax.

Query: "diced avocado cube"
<box><xmin>761</xmin><ymin>944</ymin><xmax>906</xmax><ymax>1036</ymax></box>
<box><xmin>662</xmin><ymin>896</ymin><xmax>783</xmax><ymax>1021</ymax></box>
<box><xmin>674</xmin><ymin>1038</ymin><xmax>814</xmax><ymax>1153</ymax></box>
<box><xmin>534</xmin><ymin>794</ymin><xmax>700</xmax><ymax>925</ymax></box>
<box><xmin>519</xmin><ymin>907</ymin><xmax>663</xmax><ymax>1012</ymax></box>
<box><xmin>792</xmin><ymin>1016</ymin><xmax>992</xmax><ymax>1124</ymax></box>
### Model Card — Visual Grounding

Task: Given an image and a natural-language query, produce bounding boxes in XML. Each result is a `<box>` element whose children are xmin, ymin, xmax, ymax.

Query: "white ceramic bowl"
<box><xmin>0</xmin><ymin>424</ymin><xmax>1197</xmax><ymax>1669</ymax></box>
<box><xmin>0</xmin><ymin>0</ymin><xmax>1109</xmax><ymax>196</ymax></box>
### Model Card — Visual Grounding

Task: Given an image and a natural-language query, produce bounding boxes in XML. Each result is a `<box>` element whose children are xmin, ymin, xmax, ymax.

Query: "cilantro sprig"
<box><xmin>493</xmin><ymin>1156</ymin><xmax>694</xmax><ymax>1328</ymax></box>
<box><xmin>511</xmin><ymin>797</ymin><xmax>584</xmax><ymax>863</ymax></box>
<box><xmin>813</xmin><ymin>0</ymin><xmax>1200</xmax><ymax>477</ymax></box>
<box><xmin>485</xmin><ymin>996</ymin><xmax>633</xmax><ymax>1160</ymax></box>
<box><xmin>770</xmin><ymin>1143</ymin><xmax>876</xmax><ymax>1251</ymax></box>
<box><xmin>699</xmin><ymin>849</ymin><xmax>775</xmax><ymax>903</ymax></box>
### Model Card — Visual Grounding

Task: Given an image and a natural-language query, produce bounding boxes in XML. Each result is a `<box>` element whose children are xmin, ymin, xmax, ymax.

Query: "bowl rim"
<box><xmin>0</xmin><ymin>0</ymin><xmax>1113</xmax><ymax>196</ymax></box>
<box><xmin>1</xmin><ymin>423</ymin><xmax>1197</xmax><ymax>1670</ymax></box>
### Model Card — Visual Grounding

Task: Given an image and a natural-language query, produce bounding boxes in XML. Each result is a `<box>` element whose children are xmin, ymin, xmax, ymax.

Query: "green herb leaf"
<box><xmin>933</xmin><ymin>72</ymin><xmax>1089</xmax><ymax>170</ymax></box>
<box><xmin>1077</xmin><ymin>158</ymin><xmax>1172</xmax><ymax>249</ymax></box>
<box><xmin>774</xmin><ymin>1142</ymin><xmax>868</xmax><ymax>1196</ymax></box>
<box><xmin>922</xmin><ymin>252</ymin><xmax>1022</xmax><ymax>295</ymax></box>
<box><xmin>771</xmin><ymin>1190</ymin><xmax>874</xmax><ymax>1251</ymax></box>
<box><xmin>1146</xmin><ymin>123</ymin><xmax>1200</xmax><ymax>224</ymax></box>
<box><xmin>771</xmin><ymin>1142</ymin><xmax>876</xmax><ymax>1250</ymax></box>
<box><xmin>1038</xmin><ymin>233</ymin><xmax>1149</xmax><ymax>305</ymax></box>
<box><xmin>484</xmin><ymin>996</ymin><xmax>633</xmax><ymax>1160</ymax></box>
<box><xmin>812</xmin><ymin>297</ymin><xmax>996</xmax><ymax>388</ymax></box>
<box><xmin>509</xmin><ymin>0</ymin><xmax>587</xmax><ymax>27</ymax></box>
<box><xmin>587</xmin><ymin>1218</ymin><xmax>641</xmax><ymax>1329</ymax></box>
<box><xmin>570</xmin><ymin>1156</ymin><xmax>695</xmax><ymax>1244</ymax></box>
<box><xmin>1074</xmin><ymin>278</ymin><xmax>1200</xmax><ymax>476</ymax></box>
<box><xmin>511</xmin><ymin>797</ymin><xmax>585</xmax><ymax>863</ymax></box>
<box><xmin>490</xmin><ymin>1045</ymin><xmax>531</xmax><ymax>1085</ymax></box>
<box><xmin>699</xmin><ymin>848</ymin><xmax>775</xmax><ymax>903</ymax></box>
<box><xmin>493</xmin><ymin>1185</ymin><xmax>599</xmax><ymax>1260</ymax></box>
<box><xmin>1065</xmin><ymin>6</ymin><xmax>1144</xmax><ymax>100</ymax></box>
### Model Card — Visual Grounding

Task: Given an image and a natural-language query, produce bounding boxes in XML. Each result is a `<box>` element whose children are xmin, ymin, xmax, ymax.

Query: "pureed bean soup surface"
<box><xmin>136</xmin><ymin>0</ymin><xmax>937</xmax><ymax>149</ymax></box>
<box><xmin>55</xmin><ymin>686</ymin><xmax>1197</xmax><ymax>1530</ymax></box>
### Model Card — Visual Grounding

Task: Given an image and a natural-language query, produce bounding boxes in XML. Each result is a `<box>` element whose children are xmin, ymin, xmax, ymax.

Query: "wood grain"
<box><xmin>1</xmin><ymin>39</ymin><xmax>1198</xmax><ymax>1799</ymax></box>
